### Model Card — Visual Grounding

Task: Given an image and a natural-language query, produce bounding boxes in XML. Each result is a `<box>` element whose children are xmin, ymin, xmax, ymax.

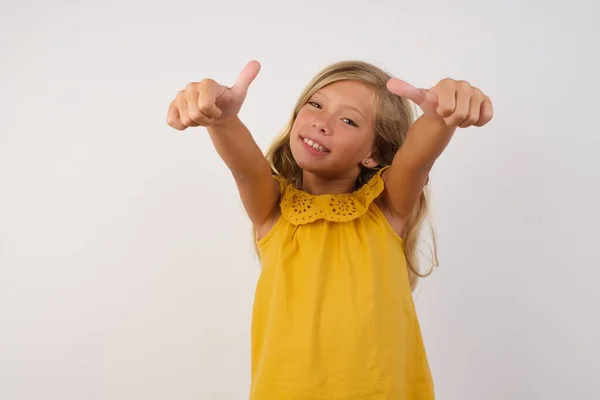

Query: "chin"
<box><xmin>293</xmin><ymin>153</ymin><xmax>338</xmax><ymax>180</ymax></box>
<box><xmin>290</xmin><ymin>143</ymin><xmax>312</xmax><ymax>171</ymax></box>
<box><xmin>295</xmin><ymin>158</ymin><xmax>320</xmax><ymax>173</ymax></box>
<box><xmin>290</xmin><ymin>139</ymin><xmax>318</xmax><ymax>168</ymax></box>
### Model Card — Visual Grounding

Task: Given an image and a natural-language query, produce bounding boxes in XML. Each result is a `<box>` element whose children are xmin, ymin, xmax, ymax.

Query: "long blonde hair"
<box><xmin>262</xmin><ymin>60</ymin><xmax>438</xmax><ymax>291</ymax></box>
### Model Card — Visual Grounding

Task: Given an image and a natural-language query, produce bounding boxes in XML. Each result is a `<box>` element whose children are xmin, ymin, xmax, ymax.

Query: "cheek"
<box><xmin>335</xmin><ymin>131</ymin><xmax>374</xmax><ymax>158</ymax></box>
<box><xmin>291</xmin><ymin>110</ymin><xmax>310</xmax><ymax>133</ymax></box>
<box><xmin>295</xmin><ymin>108</ymin><xmax>314</xmax><ymax>124</ymax></box>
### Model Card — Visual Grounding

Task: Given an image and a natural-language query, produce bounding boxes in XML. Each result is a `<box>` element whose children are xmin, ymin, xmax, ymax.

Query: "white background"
<box><xmin>1</xmin><ymin>0</ymin><xmax>599</xmax><ymax>399</ymax></box>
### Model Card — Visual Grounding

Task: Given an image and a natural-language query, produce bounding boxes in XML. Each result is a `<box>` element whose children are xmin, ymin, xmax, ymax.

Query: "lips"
<box><xmin>300</xmin><ymin>135</ymin><xmax>330</xmax><ymax>153</ymax></box>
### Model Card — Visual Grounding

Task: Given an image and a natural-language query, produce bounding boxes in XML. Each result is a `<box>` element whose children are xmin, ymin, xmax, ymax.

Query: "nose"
<box><xmin>312</xmin><ymin>117</ymin><xmax>332</xmax><ymax>136</ymax></box>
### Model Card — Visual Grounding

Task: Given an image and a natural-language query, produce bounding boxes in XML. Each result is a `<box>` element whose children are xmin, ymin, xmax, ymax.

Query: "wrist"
<box><xmin>415</xmin><ymin>113</ymin><xmax>457</xmax><ymax>134</ymax></box>
<box><xmin>208</xmin><ymin>115</ymin><xmax>242</xmax><ymax>131</ymax></box>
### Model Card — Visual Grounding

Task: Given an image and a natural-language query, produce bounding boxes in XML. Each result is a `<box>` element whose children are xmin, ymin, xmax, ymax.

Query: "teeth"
<box><xmin>303</xmin><ymin>137</ymin><xmax>328</xmax><ymax>153</ymax></box>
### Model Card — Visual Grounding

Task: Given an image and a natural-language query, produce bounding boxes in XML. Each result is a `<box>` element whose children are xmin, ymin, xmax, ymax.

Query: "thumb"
<box><xmin>386</xmin><ymin>78</ymin><xmax>437</xmax><ymax>107</ymax></box>
<box><xmin>232</xmin><ymin>60</ymin><xmax>261</xmax><ymax>94</ymax></box>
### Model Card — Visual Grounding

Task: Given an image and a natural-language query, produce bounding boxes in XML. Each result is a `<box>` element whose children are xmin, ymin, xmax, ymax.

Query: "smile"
<box><xmin>300</xmin><ymin>136</ymin><xmax>330</xmax><ymax>153</ymax></box>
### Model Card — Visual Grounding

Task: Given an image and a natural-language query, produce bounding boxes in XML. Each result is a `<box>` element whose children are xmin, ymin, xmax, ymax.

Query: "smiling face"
<box><xmin>289</xmin><ymin>80</ymin><xmax>378</xmax><ymax>180</ymax></box>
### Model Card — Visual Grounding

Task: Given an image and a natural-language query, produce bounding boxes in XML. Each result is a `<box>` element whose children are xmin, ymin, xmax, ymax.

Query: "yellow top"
<box><xmin>251</xmin><ymin>168</ymin><xmax>434</xmax><ymax>399</ymax></box>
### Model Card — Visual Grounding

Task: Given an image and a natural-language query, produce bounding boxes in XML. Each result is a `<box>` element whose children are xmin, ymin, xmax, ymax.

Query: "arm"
<box><xmin>207</xmin><ymin>116</ymin><xmax>279</xmax><ymax>227</ymax></box>
<box><xmin>381</xmin><ymin>78</ymin><xmax>494</xmax><ymax>219</ymax></box>
<box><xmin>382</xmin><ymin>114</ymin><xmax>456</xmax><ymax>218</ymax></box>
<box><xmin>166</xmin><ymin>61</ymin><xmax>279</xmax><ymax>228</ymax></box>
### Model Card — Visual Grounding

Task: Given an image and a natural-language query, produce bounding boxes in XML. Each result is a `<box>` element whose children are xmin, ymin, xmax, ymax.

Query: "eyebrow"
<box><xmin>312</xmin><ymin>92</ymin><xmax>365</xmax><ymax>118</ymax></box>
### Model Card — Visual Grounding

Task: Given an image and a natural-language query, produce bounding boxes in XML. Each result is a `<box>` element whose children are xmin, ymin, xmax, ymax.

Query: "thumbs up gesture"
<box><xmin>386</xmin><ymin>77</ymin><xmax>494</xmax><ymax>129</ymax></box>
<box><xmin>167</xmin><ymin>60</ymin><xmax>261</xmax><ymax>130</ymax></box>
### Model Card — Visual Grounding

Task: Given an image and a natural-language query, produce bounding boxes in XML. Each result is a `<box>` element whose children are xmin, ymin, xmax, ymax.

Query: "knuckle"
<box><xmin>455</xmin><ymin>111</ymin><xmax>469</xmax><ymax>121</ymax></box>
<box><xmin>197</xmin><ymin>102</ymin><xmax>211</xmax><ymax>113</ymax></box>
<box><xmin>458</xmin><ymin>81</ymin><xmax>473</xmax><ymax>94</ymax></box>
<box><xmin>437</xmin><ymin>106</ymin><xmax>453</xmax><ymax>117</ymax></box>
<box><xmin>188</xmin><ymin>109</ymin><xmax>202</xmax><ymax>122</ymax></box>
<box><xmin>200</xmin><ymin>107</ymin><xmax>218</xmax><ymax>119</ymax></box>
<box><xmin>446</xmin><ymin>118</ymin><xmax>457</xmax><ymax>127</ymax></box>
<box><xmin>441</xmin><ymin>77</ymin><xmax>456</xmax><ymax>87</ymax></box>
<box><xmin>198</xmin><ymin>78</ymin><xmax>216</xmax><ymax>88</ymax></box>
<box><xmin>180</xmin><ymin>115</ymin><xmax>193</xmax><ymax>126</ymax></box>
<box><xmin>465</xmin><ymin>115</ymin><xmax>479</xmax><ymax>125</ymax></box>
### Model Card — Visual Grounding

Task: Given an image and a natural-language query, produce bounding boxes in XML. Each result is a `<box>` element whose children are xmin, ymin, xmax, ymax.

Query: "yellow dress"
<box><xmin>251</xmin><ymin>168</ymin><xmax>434</xmax><ymax>399</ymax></box>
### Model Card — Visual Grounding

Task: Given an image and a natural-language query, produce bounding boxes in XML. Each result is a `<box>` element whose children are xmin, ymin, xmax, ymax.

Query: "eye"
<box><xmin>308</xmin><ymin>101</ymin><xmax>321</xmax><ymax>109</ymax></box>
<box><xmin>342</xmin><ymin>118</ymin><xmax>358</xmax><ymax>127</ymax></box>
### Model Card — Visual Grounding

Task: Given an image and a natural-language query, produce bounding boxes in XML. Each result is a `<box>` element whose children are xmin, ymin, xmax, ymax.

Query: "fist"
<box><xmin>387</xmin><ymin>77</ymin><xmax>494</xmax><ymax>128</ymax></box>
<box><xmin>167</xmin><ymin>60</ymin><xmax>261</xmax><ymax>130</ymax></box>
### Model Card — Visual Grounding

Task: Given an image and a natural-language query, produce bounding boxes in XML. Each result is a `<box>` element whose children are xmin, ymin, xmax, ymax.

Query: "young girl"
<box><xmin>167</xmin><ymin>60</ymin><xmax>493</xmax><ymax>399</ymax></box>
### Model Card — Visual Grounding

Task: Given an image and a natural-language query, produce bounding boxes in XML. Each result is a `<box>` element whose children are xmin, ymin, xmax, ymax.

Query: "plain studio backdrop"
<box><xmin>1</xmin><ymin>0</ymin><xmax>599</xmax><ymax>399</ymax></box>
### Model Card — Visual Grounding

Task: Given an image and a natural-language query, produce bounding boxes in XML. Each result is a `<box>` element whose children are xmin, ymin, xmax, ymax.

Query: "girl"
<box><xmin>167</xmin><ymin>60</ymin><xmax>493</xmax><ymax>399</ymax></box>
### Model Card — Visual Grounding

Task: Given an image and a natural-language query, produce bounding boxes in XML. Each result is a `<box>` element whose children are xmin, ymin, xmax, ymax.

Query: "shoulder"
<box><xmin>253</xmin><ymin>173</ymin><xmax>286</xmax><ymax>241</ymax></box>
<box><xmin>373</xmin><ymin>197</ymin><xmax>407</xmax><ymax>239</ymax></box>
<box><xmin>255</xmin><ymin>208</ymin><xmax>281</xmax><ymax>241</ymax></box>
<box><xmin>373</xmin><ymin>167</ymin><xmax>407</xmax><ymax>238</ymax></box>
<box><xmin>256</xmin><ymin>169</ymin><xmax>406</xmax><ymax>238</ymax></box>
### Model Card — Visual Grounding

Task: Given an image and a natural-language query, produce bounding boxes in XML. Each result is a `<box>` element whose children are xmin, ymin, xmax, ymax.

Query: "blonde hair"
<box><xmin>261</xmin><ymin>60</ymin><xmax>438</xmax><ymax>291</ymax></box>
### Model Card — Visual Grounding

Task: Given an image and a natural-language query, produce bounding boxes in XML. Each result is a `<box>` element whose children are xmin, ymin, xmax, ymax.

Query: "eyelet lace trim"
<box><xmin>273</xmin><ymin>168</ymin><xmax>389</xmax><ymax>225</ymax></box>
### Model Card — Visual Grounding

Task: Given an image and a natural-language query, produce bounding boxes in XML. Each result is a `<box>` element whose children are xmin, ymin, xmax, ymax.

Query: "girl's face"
<box><xmin>289</xmin><ymin>80</ymin><xmax>378</xmax><ymax>180</ymax></box>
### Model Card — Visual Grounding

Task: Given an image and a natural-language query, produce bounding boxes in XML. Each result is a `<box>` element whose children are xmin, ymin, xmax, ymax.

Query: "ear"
<box><xmin>360</xmin><ymin>146</ymin><xmax>381</xmax><ymax>168</ymax></box>
<box><xmin>361</xmin><ymin>155</ymin><xmax>380</xmax><ymax>169</ymax></box>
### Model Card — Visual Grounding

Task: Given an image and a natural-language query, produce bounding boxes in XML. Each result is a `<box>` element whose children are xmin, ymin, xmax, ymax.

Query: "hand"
<box><xmin>167</xmin><ymin>60</ymin><xmax>261</xmax><ymax>130</ymax></box>
<box><xmin>386</xmin><ymin>77</ymin><xmax>493</xmax><ymax>128</ymax></box>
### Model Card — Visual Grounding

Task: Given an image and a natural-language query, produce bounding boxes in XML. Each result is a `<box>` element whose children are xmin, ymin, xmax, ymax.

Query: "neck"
<box><xmin>301</xmin><ymin>169</ymin><xmax>359</xmax><ymax>195</ymax></box>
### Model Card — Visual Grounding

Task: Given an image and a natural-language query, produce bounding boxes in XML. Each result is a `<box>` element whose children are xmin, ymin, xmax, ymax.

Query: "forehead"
<box><xmin>314</xmin><ymin>80</ymin><xmax>376</xmax><ymax>112</ymax></box>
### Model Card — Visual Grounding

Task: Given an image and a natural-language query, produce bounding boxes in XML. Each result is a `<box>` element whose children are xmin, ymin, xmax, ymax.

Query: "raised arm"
<box><xmin>166</xmin><ymin>61</ymin><xmax>279</xmax><ymax>230</ymax></box>
<box><xmin>206</xmin><ymin>116</ymin><xmax>279</xmax><ymax>229</ymax></box>
<box><xmin>381</xmin><ymin>78</ymin><xmax>494</xmax><ymax>219</ymax></box>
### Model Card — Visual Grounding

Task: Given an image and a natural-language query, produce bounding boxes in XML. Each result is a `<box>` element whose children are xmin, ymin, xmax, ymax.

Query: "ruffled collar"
<box><xmin>273</xmin><ymin>167</ymin><xmax>388</xmax><ymax>225</ymax></box>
